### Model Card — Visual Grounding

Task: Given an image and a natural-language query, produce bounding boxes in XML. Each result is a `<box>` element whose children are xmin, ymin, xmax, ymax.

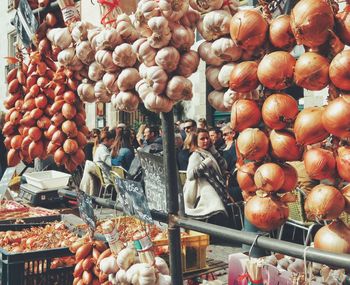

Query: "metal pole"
<box><xmin>161</xmin><ymin>110</ymin><xmax>183</xmax><ymax>285</ymax></box>
<box><xmin>176</xmin><ymin>216</ymin><xmax>350</xmax><ymax>271</ymax></box>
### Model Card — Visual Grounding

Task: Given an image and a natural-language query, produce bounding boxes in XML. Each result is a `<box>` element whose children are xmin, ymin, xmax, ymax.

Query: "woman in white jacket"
<box><xmin>183</xmin><ymin>128</ymin><xmax>229</xmax><ymax>227</ymax></box>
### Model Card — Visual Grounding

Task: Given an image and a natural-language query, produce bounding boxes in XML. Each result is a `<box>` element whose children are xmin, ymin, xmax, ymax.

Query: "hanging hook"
<box><xmin>248</xmin><ymin>232</ymin><xmax>269</xmax><ymax>259</ymax></box>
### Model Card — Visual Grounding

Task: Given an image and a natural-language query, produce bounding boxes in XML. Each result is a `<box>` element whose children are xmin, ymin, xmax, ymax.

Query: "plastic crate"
<box><xmin>153</xmin><ymin>230</ymin><xmax>209</xmax><ymax>273</ymax></box>
<box><xmin>0</xmin><ymin>224</ymin><xmax>74</xmax><ymax>285</ymax></box>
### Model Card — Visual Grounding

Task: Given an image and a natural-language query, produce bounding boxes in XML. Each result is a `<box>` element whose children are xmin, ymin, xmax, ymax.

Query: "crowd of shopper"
<box><xmin>81</xmin><ymin>118</ymin><xmax>241</xmax><ymax>228</ymax></box>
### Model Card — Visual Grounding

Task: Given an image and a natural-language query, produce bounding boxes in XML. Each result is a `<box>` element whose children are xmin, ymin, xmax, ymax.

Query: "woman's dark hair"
<box><xmin>190</xmin><ymin>128</ymin><xmax>209</xmax><ymax>151</ymax></box>
<box><xmin>100</xmin><ymin>130</ymin><xmax>115</xmax><ymax>143</ymax></box>
<box><xmin>111</xmin><ymin>128</ymin><xmax>133</xmax><ymax>157</ymax></box>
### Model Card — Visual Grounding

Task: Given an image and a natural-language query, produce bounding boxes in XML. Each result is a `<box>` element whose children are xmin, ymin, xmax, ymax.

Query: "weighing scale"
<box><xmin>19</xmin><ymin>184</ymin><xmax>67</xmax><ymax>206</ymax></box>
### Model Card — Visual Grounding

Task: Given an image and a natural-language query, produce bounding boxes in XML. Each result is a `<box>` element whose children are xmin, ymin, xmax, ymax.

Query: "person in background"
<box><xmin>0</xmin><ymin>112</ymin><xmax>8</xmax><ymax>179</ymax></box>
<box><xmin>111</xmin><ymin>128</ymin><xmax>135</xmax><ymax>171</ymax></box>
<box><xmin>174</xmin><ymin>133</ymin><xmax>184</xmax><ymax>151</ymax></box>
<box><xmin>84</xmin><ymin>130</ymin><xmax>94</xmax><ymax>162</ymax></box>
<box><xmin>130</xmin><ymin>128</ymin><xmax>140</xmax><ymax>149</ymax></box>
<box><xmin>197</xmin><ymin>118</ymin><xmax>208</xmax><ymax>130</ymax></box>
<box><xmin>127</xmin><ymin>126</ymin><xmax>163</xmax><ymax>181</ymax></box>
<box><xmin>117</xmin><ymin>122</ymin><xmax>126</xmax><ymax>129</ymax></box>
<box><xmin>208</xmin><ymin>127</ymin><xmax>225</xmax><ymax>154</ymax></box>
<box><xmin>183</xmin><ymin>128</ymin><xmax>229</xmax><ymax>228</ymax></box>
<box><xmin>183</xmin><ymin>119</ymin><xmax>197</xmax><ymax>140</ymax></box>
<box><xmin>221</xmin><ymin>124</ymin><xmax>242</xmax><ymax>202</ymax></box>
<box><xmin>92</xmin><ymin>128</ymin><xmax>101</xmax><ymax>157</ymax></box>
<box><xmin>177</xmin><ymin>133</ymin><xmax>193</xmax><ymax>171</ymax></box>
<box><xmin>136</xmin><ymin>124</ymin><xmax>147</xmax><ymax>148</ymax></box>
<box><xmin>93</xmin><ymin>130</ymin><xmax>114</xmax><ymax>181</ymax></box>
<box><xmin>143</xmin><ymin>126</ymin><xmax>162</xmax><ymax>146</ymax></box>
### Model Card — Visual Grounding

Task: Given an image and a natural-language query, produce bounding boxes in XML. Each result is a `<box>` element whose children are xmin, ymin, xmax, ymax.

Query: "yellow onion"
<box><xmin>270</xmin><ymin>130</ymin><xmax>302</xmax><ymax>162</ymax></box>
<box><xmin>229</xmin><ymin>10</ymin><xmax>268</xmax><ymax>51</ymax></box>
<box><xmin>254</xmin><ymin>163</ymin><xmax>285</xmax><ymax>193</ymax></box>
<box><xmin>236</xmin><ymin>128</ymin><xmax>269</xmax><ymax>161</ymax></box>
<box><xmin>237</xmin><ymin>162</ymin><xmax>259</xmax><ymax>193</ymax></box>
<box><xmin>305</xmin><ymin>184</ymin><xmax>344</xmax><ymax>220</ymax></box>
<box><xmin>269</xmin><ymin>15</ymin><xmax>296</xmax><ymax>51</ymax></box>
<box><xmin>294</xmin><ymin>52</ymin><xmax>329</xmax><ymax>91</ymax></box>
<box><xmin>262</xmin><ymin>93</ymin><xmax>298</xmax><ymax>130</ymax></box>
<box><xmin>229</xmin><ymin>61</ymin><xmax>259</xmax><ymax>93</ymax></box>
<box><xmin>322</xmin><ymin>95</ymin><xmax>350</xmax><ymax>138</ymax></box>
<box><xmin>336</xmin><ymin>146</ymin><xmax>350</xmax><ymax>182</ymax></box>
<box><xmin>304</xmin><ymin>148</ymin><xmax>335</xmax><ymax>180</ymax></box>
<box><xmin>294</xmin><ymin>107</ymin><xmax>329</xmax><ymax>145</ymax></box>
<box><xmin>314</xmin><ymin>220</ymin><xmax>350</xmax><ymax>254</ymax></box>
<box><xmin>279</xmin><ymin>164</ymin><xmax>298</xmax><ymax>193</ymax></box>
<box><xmin>290</xmin><ymin>0</ymin><xmax>334</xmax><ymax>48</ymax></box>
<box><xmin>329</xmin><ymin>51</ymin><xmax>350</xmax><ymax>91</ymax></box>
<box><xmin>335</xmin><ymin>5</ymin><xmax>350</xmax><ymax>46</ymax></box>
<box><xmin>245</xmin><ymin>195</ymin><xmax>289</xmax><ymax>232</ymax></box>
<box><xmin>257</xmin><ymin>51</ymin><xmax>295</xmax><ymax>90</ymax></box>
<box><xmin>342</xmin><ymin>184</ymin><xmax>350</xmax><ymax>214</ymax></box>
<box><xmin>230</xmin><ymin>99</ymin><xmax>261</xmax><ymax>132</ymax></box>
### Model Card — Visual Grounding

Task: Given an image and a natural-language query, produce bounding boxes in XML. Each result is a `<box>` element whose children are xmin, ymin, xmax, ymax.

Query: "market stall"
<box><xmin>2</xmin><ymin>0</ymin><xmax>350</xmax><ymax>284</ymax></box>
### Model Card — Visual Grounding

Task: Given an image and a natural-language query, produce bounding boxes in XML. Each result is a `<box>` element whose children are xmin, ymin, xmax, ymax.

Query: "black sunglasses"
<box><xmin>184</xmin><ymin>126</ymin><xmax>193</xmax><ymax>130</ymax></box>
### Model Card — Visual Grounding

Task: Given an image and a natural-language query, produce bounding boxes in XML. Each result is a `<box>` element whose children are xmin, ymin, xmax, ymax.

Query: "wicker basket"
<box><xmin>340</xmin><ymin>212</ymin><xmax>350</xmax><ymax>226</ymax></box>
<box><xmin>288</xmin><ymin>189</ymin><xmax>308</xmax><ymax>223</ymax></box>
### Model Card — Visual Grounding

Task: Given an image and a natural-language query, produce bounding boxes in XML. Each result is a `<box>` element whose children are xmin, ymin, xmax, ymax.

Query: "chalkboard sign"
<box><xmin>14</xmin><ymin>0</ymin><xmax>39</xmax><ymax>47</ymax></box>
<box><xmin>77</xmin><ymin>190</ymin><xmax>96</xmax><ymax>231</ymax></box>
<box><xmin>138</xmin><ymin>152</ymin><xmax>167</xmax><ymax>213</ymax></box>
<box><xmin>115</xmin><ymin>177</ymin><xmax>153</xmax><ymax>224</ymax></box>
<box><xmin>0</xmin><ymin>167</ymin><xmax>16</xmax><ymax>200</ymax></box>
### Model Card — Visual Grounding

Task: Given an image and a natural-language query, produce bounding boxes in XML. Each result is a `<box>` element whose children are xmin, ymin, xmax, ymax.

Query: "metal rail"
<box><xmin>59</xmin><ymin>190</ymin><xmax>350</xmax><ymax>271</ymax></box>
<box><xmin>175</xmin><ymin>216</ymin><xmax>350</xmax><ymax>271</ymax></box>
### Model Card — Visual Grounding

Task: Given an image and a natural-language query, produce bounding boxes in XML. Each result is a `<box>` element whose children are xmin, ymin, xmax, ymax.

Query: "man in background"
<box><xmin>209</xmin><ymin>127</ymin><xmax>225</xmax><ymax>154</ymax></box>
<box><xmin>182</xmin><ymin>119</ymin><xmax>197</xmax><ymax>140</ymax></box>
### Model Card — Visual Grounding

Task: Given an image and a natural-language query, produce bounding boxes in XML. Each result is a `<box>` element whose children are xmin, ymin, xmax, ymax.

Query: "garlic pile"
<box><xmin>98</xmin><ymin>247</ymin><xmax>171</xmax><ymax>285</ymax></box>
<box><xmin>132</xmin><ymin>0</ymin><xmax>201</xmax><ymax>113</ymax></box>
<box><xmin>47</xmin><ymin>14</ymin><xmax>142</xmax><ymax>113</ymax></box>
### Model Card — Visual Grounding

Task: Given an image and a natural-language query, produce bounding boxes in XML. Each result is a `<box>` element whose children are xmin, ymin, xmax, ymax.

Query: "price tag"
<box><xmin>77</xmin><ymin>190</ymin><xmax>96</xmax><ymax>231</ymax></box>
<box><xmin>14</xmin><ymin>0</ymin><xmax>39</xmax><ymax>47</ymax></box>
<box><xmin>0</xmin><ymin>167</ymin><xmax>16</xmax><ymax>200</ymax></box>
<box><xmin>115</xmin><ymin>177</ymin><xmax>153</xmax><ymax>224</ymax></box>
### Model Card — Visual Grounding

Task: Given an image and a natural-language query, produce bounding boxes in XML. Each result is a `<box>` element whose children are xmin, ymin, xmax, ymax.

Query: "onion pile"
<box><xmin>3</xmin><ymin>14</ymin><xmax>61</xmax><ymax>167</ymax></box>
<box><xmin>48</xmin><ymin>68</ymin><xmax>89</xmax><ymax>172</ymax></box>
